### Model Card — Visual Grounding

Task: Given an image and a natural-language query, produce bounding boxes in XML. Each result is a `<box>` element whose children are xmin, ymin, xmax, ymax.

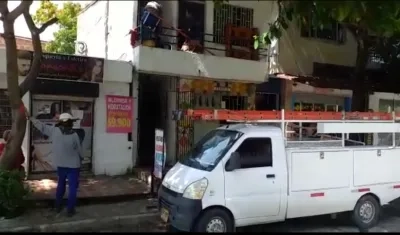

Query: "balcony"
<box><xmin>131</xmin><ymin>24</ymin><xmax>270</xmax><ymax>83</ymax></box>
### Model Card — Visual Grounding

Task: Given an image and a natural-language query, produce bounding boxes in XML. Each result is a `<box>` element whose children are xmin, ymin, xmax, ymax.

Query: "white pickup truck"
<box><xmin>158</xmin><ymin>122</ymin><xmax>400</xmax><ymax>232</ymax></box>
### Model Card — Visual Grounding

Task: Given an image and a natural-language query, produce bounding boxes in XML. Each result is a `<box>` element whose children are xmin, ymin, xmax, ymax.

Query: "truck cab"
<box><xmin>158</xmin><ymin>124</ymin><xmax>288</xmax><ymax>232</ymax></box>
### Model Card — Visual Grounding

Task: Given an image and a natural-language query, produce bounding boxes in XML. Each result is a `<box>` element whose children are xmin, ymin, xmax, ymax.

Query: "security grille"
<box><xmin>0</xmin><ymin>90</ymin><xmax>11</xmax><ymax>139</ymax></box>
<box><xmin>213</xmin><ymin>4</ymin><xmax>254</xmax><ymax>44</ymax></box>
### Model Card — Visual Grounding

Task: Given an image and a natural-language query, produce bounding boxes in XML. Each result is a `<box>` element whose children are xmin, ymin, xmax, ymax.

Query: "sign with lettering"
<box><xmin>154</xmin><ymin>129</ymin><xmax>166</xmax><ymax>179</ymax></box>
<box><xmin>106</xmin><ymin>95</ymin><xmax>133</xmax><ymax>133</ymax></box>
<box><xmin>17</xmin><ymin>50</ymin><xmax>104</xmax><ymax>83</ymax></box>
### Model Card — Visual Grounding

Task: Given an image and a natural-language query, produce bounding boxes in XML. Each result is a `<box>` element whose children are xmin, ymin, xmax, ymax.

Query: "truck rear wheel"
<box><xmin>193</xmin><ymin>208</ymin><xmax>234</xmax><ymax>233</ymax></box>
<box><xmin>352</xmin><ymin>195</ymin><xmax>380</xmax><ymax>230</ymax></box>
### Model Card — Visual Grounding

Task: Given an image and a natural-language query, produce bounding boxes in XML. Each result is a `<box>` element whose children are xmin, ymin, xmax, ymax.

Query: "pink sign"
<box><xmin>106</xmin><ymin>95</ymin><xmax>133</xmax><ymax>133</ymax></box>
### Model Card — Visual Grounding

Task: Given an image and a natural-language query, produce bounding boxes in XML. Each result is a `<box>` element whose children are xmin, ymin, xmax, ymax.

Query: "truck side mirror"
<box><xmin>225</xmin><ymin>152</ymin><xmax>241</xmax><ymax>172</ymax></box>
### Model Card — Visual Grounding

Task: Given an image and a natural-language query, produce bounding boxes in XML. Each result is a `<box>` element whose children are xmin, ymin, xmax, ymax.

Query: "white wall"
<box><xmin>76</xmin><ymin>1</ymin><xmax>107</xmax><ymax>58</ymax></box>
<box><xmin>93</xmin><ymin>82</ymin><xmax>133</xmax><ymax>175</ymax></box>
<box><xmin>133</xmin><ymin>46</ymin><xmax>268</xmax><ymax>83</ymax></box>
<box><xmin>92</xmin><ymin>59</ymin><xmax>134</xmax><ymax>175</ymax></box>
<box><xmin>106</xmin><ymin>1</ymin><xmax>137</xmax><ymax>60</ymax></box>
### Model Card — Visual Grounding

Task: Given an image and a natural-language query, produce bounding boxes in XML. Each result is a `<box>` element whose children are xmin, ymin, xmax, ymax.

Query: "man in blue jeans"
<box><xmin>26</xmin><ymin>110</ymin><xmax>83</xmax><ymax>217</ymax></box>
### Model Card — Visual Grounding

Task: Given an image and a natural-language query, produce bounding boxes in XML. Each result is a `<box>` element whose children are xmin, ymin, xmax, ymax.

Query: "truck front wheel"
<box><xmin>352</xmin><ymin>195</ymin><xmax>381</xmax><ymax>230</ymax></box>
<box><xmin>193</xmin><ymin>208</ymin><xmax>234</xmax><ymax>233</ymax></box>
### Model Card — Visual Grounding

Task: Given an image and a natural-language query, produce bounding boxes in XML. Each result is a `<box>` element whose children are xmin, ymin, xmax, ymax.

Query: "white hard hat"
<box><xmin>145</xmin><ymin>1</ymin><xmax>162</xmax><ymax>11</ymax></box>
<box><xmin>58</xmin><ymin>113</ymin><xmax>77</xmax><ymax>122</ymax></box>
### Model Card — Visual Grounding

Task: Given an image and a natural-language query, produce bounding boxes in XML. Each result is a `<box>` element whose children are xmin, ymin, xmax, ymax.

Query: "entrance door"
<box><xmin>224</xmin><ymin>137</ymin><xmax>281</xmax><ymax>220</ymax></box>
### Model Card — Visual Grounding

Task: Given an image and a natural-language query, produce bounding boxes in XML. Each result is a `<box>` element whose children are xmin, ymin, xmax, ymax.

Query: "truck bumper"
<box><xmin>158</xmin><ymin>185</ymin><xmax>202</xmax><ymax>232</ymax></box>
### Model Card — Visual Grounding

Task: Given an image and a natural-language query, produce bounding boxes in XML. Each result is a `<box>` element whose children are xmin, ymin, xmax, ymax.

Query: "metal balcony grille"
<box><xmin>213</xmin><ymin>4</ymin><xmax>254</xmax><ymax>44</ymax></box>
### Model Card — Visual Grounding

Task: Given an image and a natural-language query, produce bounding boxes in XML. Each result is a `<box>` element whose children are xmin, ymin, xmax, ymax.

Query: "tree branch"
<box><xmin>0</xmin><ymin>1</ymin><xmax>9</xmax><ymax>20</ymax></box>
<box><xmin>38</xmin><ymin>17</ymin><xmax>58</xmax><ymax>34</ymax></box>
<box><xmin>8</xmin><ymin>0</ymin><xmax>32</xmax><ymax>22</ymax></box>
<box><xmin>23</xmin><ymin>9</ymin><xmax>37</xmax><ymax>32</ymax></box>
<box><xmin>19</xmin><ymin>11</ymin><xmax>57</xmax><ymax>97</ymax></box>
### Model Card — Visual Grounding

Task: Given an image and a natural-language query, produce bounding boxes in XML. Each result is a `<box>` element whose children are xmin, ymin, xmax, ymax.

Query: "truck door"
<box><xmin>224</xmin><ymin>137</ymin><xmax>281</xmax><ymax>220</ymax></box>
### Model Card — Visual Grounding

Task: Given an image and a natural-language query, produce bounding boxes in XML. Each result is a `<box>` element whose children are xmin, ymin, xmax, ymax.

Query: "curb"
<box><xmin>3</xmin><ymin>212</ymin><xmax>159</xmax><ymax>232</ymax></box>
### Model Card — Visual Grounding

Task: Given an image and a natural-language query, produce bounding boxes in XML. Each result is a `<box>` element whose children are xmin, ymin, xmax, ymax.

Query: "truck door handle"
<box><xmin>266</xmin><ymin>174</ymin><xmax>275</xmax><ymax>179</ymax></box>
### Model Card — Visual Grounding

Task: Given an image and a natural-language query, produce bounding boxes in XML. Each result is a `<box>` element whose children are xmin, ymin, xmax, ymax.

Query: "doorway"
<box><xmin>178</xmin><ymin>0</ymin><xmax>205</xmax><ymax>52</ymax></box>
<box><xmin>137</xmin><ymin>74</ymin><xmax>164</xmax><ymax>167</ymax></box>
<box><xmin>255</xmin><ymin>92</ymin><xmax>279</xmax><ymax>110</ymax></box>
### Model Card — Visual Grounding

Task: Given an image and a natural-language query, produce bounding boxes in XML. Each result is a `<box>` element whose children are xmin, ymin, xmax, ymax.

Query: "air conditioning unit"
<box><xmin>75</xmin><ymin>41</ymin><xmax>88</xmax><ymax>56</ymax></box>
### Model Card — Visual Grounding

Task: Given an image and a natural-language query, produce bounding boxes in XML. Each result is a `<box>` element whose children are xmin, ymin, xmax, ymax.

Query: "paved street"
<box><xmin>3</xmin><ymin>199</ymin><xmax>400</xmax><ymax>232</ymax></box>
<box><xmin>96</xmin><ymin>205</ymin><xmax>400</xmax><ymax>232</ymax></box>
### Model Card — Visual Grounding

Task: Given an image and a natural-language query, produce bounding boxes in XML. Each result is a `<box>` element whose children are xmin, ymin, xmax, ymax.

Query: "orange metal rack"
<box><xmin>184</xmin><ymin>109</ymin><xmax>398</xmax><ymax>121</ymax></box>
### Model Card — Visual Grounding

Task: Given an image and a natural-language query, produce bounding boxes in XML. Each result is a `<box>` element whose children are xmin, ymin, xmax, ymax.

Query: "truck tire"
<box><xmin>193</xmin><ymin>208</ymin><xmax>234</xmax><ymax>233</ymax></box>
<box><xmin>352</xmin><ymin>195</ymin><xmax>380</xmax><ymax>230</ymax></box>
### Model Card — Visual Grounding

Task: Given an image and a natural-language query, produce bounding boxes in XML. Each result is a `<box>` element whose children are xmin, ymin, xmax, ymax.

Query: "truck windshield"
<box><xmin>179</xmin><ymin>129</ymin><xmax>243</xmax><ymax>171</ymax></box>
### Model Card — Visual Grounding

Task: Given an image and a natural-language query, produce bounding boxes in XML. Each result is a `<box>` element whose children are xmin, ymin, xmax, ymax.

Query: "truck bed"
<box><xmin>285</xmin><ymin>147</ymin><xmax>400</xmax><ymax>219</ymax></box>
<box><xmin>286</xmin><ymin>139</ymin><xmax>364</xmax><ymax>148</ymax></box>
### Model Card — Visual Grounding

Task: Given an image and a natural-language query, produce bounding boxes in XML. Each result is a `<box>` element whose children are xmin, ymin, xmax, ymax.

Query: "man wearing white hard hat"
<box><xmin>26</xmin><ymin>109</ymin><xmax>83</xmax><ymax>217</ymax></box>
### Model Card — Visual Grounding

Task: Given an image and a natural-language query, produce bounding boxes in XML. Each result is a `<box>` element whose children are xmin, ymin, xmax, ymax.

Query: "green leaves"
<box><xmin>0</xmin><ymin>170</ymin><xmax>30</xmax><ymax>218</ymax></box>
<box><xmin>33</xmin><ymin>1</ymin><xmax>82</xmax><ymax>55</ymax></box>
<box><xmin>251</xmin><ymin>0</ymin><xmax>400</xmax><ymax>49</ymax></box>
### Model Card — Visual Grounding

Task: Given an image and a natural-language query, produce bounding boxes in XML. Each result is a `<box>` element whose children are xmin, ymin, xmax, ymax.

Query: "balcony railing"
<box><xmin>135</xmin><ymin>24</ymin><xmax>269</xmax><ymax>62</ymax></box>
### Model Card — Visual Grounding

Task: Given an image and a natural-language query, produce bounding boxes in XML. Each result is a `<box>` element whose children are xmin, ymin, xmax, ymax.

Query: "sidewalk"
<box><xmin>0</xmin><ymin>199</ymin><xmax>164</xmax><ymax>232</ymax></box>
<box><xmin>26</xmin><ymin>174</ymin><xmax>151</xmax><ymax>202</ymax></box>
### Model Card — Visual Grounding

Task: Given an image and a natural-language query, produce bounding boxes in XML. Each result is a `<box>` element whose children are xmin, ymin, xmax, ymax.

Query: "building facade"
<box><xmin>0</xmin><ymin>48</ymin><xmax>134</xmax><ymax>176</ymax></box>
<box><xmin>77</xmin><ymin>0</ymin><xmax>281</xmax><ymax>167</ymax></box>
<box><xmin>273</xmin><ymin>17</ymin><xmax>357</xmax><ymax>112</ymax></box>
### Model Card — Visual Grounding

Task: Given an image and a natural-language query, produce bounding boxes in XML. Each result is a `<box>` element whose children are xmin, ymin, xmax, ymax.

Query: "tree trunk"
<box><xmin>351</xmin><ymin>34</ymin><xmax>370</xmax><ymax>112</ymax></box>
<box><xmin>0</xmin><ymin>17</ymin><xmax>27</xmax><ymax>170</ymax></box>
<box><xmin>0</xmin><ymin>2</ymin><xmax>56</xmax><ymax>171</ymax></box>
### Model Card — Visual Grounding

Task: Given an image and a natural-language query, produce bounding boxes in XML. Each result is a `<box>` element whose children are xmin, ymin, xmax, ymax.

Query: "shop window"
<box><xmin>0</xmin><ymin>90</ymin><xmax>11</xmax><ymax>139</ymax></box>
<box><xmin>292</xmin><ymin>102</ymin><xmax>343</xmax><ymax>139</ymax></box>
<box><xmin>222</xmin><ymin>95</ymin><xmax>247</xmax><ymax>110</ymax></box>
<box><xmin>30</xmin><ymin>99</ymin><xmax>94</xmax><ymax>173</ymax></box>
<box><xmin>294</xmin><ymin>102</ymin><xmax>342</xmax><ymax>112</ymax></box>
<box><xmin>377</xmin><ymin>99</ymin><xmax>400</xmax><ymax>146</ymax></box>
<box><xmin>213</xmin><ymin>4</ymin><xmax>254</xmax><ymax>45</ymax></box>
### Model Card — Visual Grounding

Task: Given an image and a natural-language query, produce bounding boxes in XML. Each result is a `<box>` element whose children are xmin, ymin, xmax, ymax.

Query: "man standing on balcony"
<box><xmin>140</xmin><ymin>1</ymin><xmax>162</xmax><ymax>48</ymax></box>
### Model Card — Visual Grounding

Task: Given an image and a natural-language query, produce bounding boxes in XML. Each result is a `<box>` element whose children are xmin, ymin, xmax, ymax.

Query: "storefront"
<box><xmin>0</xmin><ymin>48</ymin><xmax>135</xmax><ymax>176</ymax></box>
<box><xmin>176</xmin><ymin>78</ymin><xmax>256</xmax><ymax>160</ymax></box>
<box><xmin>369</xmin><ymin>92</ymin><xmax>400</xmax><ymax>146</ymax></box>
<box><xmin>291</xmin><ymin>82</ymin><xmax>352</xmax><ymax>112</ymax></box>
<box><xmin>30</xmin><ymin>95</ymin><xmax>95</xmax><ymax>173</ymax></box>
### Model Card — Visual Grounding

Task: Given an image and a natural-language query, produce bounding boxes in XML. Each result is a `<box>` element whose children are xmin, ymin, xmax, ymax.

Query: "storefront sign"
<box><xmin>154</xmin><ymin>129</ymin><xmax>166</xmax><ymax>179</ymax></box>
<box><xmin>106</xmin><ymin>95</ymin><xmax>133</xmax><ymax>133</ymax></box>
<box><xmin>17</xmin><ymin>50</ymin><xmax>104</xmax><ymax>82</ymax></box>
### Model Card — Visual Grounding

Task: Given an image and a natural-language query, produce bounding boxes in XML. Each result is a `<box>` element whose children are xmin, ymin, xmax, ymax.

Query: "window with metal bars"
<box><xmin>0</xmin><ymin>90</ymin><xmax>11</xmax><ymax>139</ymax></box>
<box><xmin>213</xmin><ymin>4</ymin><xmax>254</xmax><ymax>44</ymax></box>
<box><xmin>221</xmin><ymin>95</ymin><xmax>247</xmax><ymax>110</ymax></box>
<box><xmin>300</xmin><ymin>14</ymin><xmax>345</xmax><ymax>44</ymax></box>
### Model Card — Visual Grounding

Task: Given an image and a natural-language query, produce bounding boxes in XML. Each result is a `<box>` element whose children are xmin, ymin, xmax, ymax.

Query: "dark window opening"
<box><xmin>300</xmin><ymin>14</ymin><xmax>345</xmax><ymax>44</ymax></box>
<box><xmin>235</xmin><ymin>138</ymin><xmax>273</xmax><ymax>169</ymax></box>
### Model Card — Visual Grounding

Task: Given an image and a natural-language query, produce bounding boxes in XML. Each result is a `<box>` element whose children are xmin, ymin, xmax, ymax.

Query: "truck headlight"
<box><xmin>183</xmin><ymin>178</ymin><xmax>208</xmax><ymax>200</ymax></box>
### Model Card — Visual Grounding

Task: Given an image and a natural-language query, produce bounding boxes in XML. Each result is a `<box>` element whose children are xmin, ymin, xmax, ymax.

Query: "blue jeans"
<box><xmin>55</xmin><ymin>167</ymin><xmax>79</xmax><ymax>212</ymax></box>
